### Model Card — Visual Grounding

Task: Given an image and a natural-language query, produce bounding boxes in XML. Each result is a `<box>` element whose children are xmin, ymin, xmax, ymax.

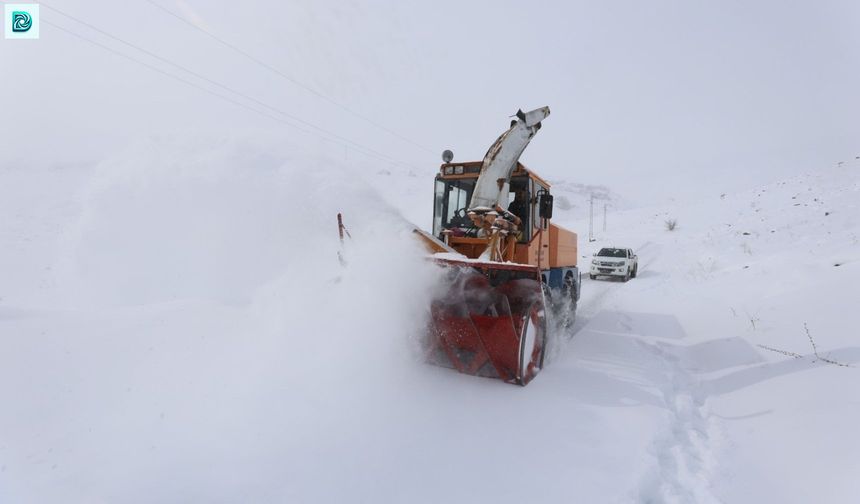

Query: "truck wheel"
<box><xmin>623</xmin><ymin>269</ymin><xmax>630</xmax><ymax>282</ymax></box>
<box><xmin>562</xmin><ymin>273</ymin><xmax>578</xmax><ymax>328</ymax></box>
<box><xmin>631</xmin><ymin>265</ymin><xmax>638</xmax><ymax>278</ymax></box>
<box><xmin>589</xmin><ymin>274</ymin><xmax>596</xmax><ymax>280</ymax></box>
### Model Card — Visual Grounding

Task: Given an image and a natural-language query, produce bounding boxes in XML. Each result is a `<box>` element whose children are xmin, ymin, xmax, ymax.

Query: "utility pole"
<box><xmin>603</xmin><ymin>203</ymin><xmax>607</xmax><ymax>232</ymax></box>
<box><xmin>588</xmin><ymin>194</ymin><xmax>595</xmax><ymax>242</ymax></box>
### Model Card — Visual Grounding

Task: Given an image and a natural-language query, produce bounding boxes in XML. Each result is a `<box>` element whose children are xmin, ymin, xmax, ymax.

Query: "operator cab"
<box><xmin>432</xmin><ymin>161</ymin><xmax>550</xmax><ymax>244</ymax></box>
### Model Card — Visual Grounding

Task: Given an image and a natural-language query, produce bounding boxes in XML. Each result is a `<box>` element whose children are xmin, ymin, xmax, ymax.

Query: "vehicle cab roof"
<box><xmin>437</xmin><ymin>161</ymin><xmax>552</xmax><ymax>188</ymax></box>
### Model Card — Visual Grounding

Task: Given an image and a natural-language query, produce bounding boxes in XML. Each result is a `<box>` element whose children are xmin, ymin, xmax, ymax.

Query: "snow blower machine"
<box><xmin>414</xmin><ymin>107</ymin><xmax>581</xmax><ymax>385</ymax></box>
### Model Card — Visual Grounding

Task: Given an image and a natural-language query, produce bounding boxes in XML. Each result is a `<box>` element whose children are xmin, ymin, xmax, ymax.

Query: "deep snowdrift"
<box><xmin>0</xmin><ymin>139</ymin><xmax>447</xmax><ymax>502</ymax></box>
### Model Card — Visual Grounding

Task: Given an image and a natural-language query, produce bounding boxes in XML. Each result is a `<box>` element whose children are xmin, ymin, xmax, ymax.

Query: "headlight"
<box><xmin>454</xmin><ymin>165</ymin><xmax>464</xmax><ymax>174</ymax></box>
<box><xmin>592</xmin><ymin>260</ymin><xmax>598</xmax><ymax>265</ymax></box>
<box><xmin>444</xmin><ymin>166</ymin><xmax>454</xmax><ymax>175</ymax></box>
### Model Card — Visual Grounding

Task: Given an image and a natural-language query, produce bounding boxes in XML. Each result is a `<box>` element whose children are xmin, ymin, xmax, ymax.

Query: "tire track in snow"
<box><xmin>635</xmin><ymin>241</ymin><xmax>658</xmax><ymax>271</ymax></box>
<box><xmin>637</xmin><ymin>340</ymin><xmax>721</xmax><ymax>504</ymax></box>
<box><xmin>576</xmin><ymin>240</ymin><xmax>721</xmax><ymax>501</ymax></box>
<box><xmin>628</xmin><ymin>241</ymin><xmax>721</xmax><ymax>502</ymax></box>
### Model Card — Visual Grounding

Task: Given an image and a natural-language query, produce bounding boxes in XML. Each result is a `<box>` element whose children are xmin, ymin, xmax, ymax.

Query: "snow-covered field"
<box><xmin>1</xmin><ymin>141</ymin><xmax>858</xmax><ymax>503</ymax></box>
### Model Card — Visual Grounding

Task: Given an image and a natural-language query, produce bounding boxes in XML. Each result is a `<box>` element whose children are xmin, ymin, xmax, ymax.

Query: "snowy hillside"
<box><xmin>1</xmin><ymin>143</ymin><xmax>858</xmax><ymax>503</ymax></box>
<box><xmin>566</xmin><ymin>158</ymin><xmax>860</xmax><ymax>502</ymax></box>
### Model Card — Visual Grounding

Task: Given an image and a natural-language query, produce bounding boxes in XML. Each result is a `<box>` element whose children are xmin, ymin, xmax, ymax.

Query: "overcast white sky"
<box><xmin>1</xmin><ymin>0</ymin><xmax>858</xmax><ymax>201</ymax></box>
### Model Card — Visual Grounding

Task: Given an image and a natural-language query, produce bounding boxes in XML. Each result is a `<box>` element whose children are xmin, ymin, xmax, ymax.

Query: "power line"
<box><xmin>35</xmin><ymin>2</ymin><xmax>414</xmax><ymax>168</ymax></box>
<box><xmin>141</xmin><ymin>0</ymin><xmax>435</xmax><ymax>154</ymax></box>
<box><xmin>41</xmin><ymin>20</ymin><xmax>301</xmax><ymax>131</ymax></box>
<box><xmin>42</xmin><ymin>19</ymin><xmax>407</xmax><ymax>168</ymax></box>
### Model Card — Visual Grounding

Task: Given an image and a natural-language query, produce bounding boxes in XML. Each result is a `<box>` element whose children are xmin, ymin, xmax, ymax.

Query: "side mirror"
<box><xmin>538</xmin><ymin>193</ymin><xmax>553</xmax><ymax>220</ymax></box>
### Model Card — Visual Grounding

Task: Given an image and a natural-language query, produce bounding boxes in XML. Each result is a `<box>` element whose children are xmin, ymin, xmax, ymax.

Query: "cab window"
<box><xmin>433</xmin><ymin>178</ymin><xmax>476</xmax><ymax>235</ymax></box>
<box><xmin>506</xmin><ymin>176</ymin><xmax>531</xmax><ymax>242</ymax></box>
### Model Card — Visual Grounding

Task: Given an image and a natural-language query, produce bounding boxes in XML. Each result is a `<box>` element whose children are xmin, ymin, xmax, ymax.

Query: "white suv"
<box><xmin>589</xmin><ymin>247</ymin><xmax>638</xmax><ymax>281</ymax></box>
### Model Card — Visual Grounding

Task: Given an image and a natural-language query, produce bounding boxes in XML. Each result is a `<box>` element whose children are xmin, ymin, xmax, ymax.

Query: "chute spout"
<box><xmin>468</xmin><ymin>106</ymin><xmax>550</xmax><ymax>210</ymax></box>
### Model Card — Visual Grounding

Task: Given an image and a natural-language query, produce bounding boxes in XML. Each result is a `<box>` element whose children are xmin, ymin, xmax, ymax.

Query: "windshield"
<box><xmin>433</xmin><ymin>176</ymin><xmax>534</xmax><ymax>243</ymax></box>
<box><xmin>597</xmin><ymin>248</ymin><xmax>626</xmax><ymax>258</ymax></box>
<box><xmin>433</xmin><ymin>178</ymin><xmax>477</xmax><ymax>235</ymax></box>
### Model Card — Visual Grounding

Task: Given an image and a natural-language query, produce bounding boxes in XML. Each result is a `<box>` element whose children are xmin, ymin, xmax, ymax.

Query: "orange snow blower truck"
<box><xmin>415</xmin><ymin>107</ymin><xmax>580</xmax><ymax>386</ymax></box>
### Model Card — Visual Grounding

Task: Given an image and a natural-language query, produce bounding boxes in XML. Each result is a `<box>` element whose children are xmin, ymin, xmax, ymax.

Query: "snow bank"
<box><xmin>53</xmin><ymin>138</ymin><xmax>401</xmax><ymax>303</ymax></box>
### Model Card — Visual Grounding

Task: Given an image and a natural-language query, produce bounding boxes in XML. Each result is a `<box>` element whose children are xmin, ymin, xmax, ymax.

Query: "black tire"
<box><xmin>567</xmin><ymin>288</ymin><xmax>578</xmax><ymax>327</ymax></box>
<box><xmin>623</xmin><ymin>269</ymin><xmax>630</xmax><ymax>282</ymax></box>
<box><xmin>589</xmin><ymin>274</ymin><xmax>596</xmax><ymax>280</ymax></box>
<box><xmin>562</xmin><ymin>273</ymin><xmax>578</xmax><ymax>329</ymax></box>
<box><xmin>631</xmin><ymin>264</ymin><xmax>638</xmax><ymax>278</ymax></box>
